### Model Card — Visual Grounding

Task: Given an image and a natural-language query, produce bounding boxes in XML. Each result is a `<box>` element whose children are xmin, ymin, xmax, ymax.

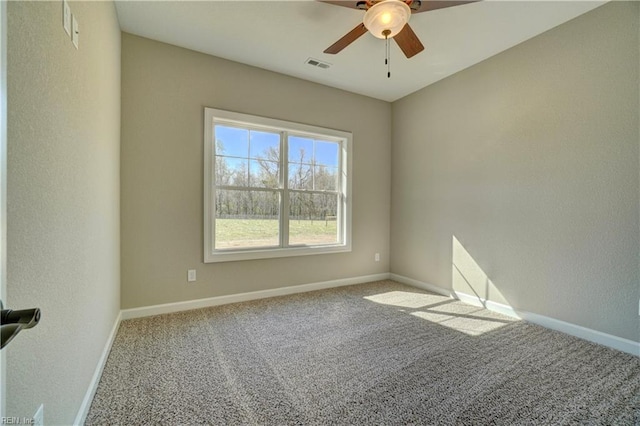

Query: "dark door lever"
<box><xmin>1</xmin><ymin>301</ymin><xmax>41</xmax><ymax>349</ymax></box>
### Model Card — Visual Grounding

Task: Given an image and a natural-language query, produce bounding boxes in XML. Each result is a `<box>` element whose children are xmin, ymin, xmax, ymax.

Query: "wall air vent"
<box><xmin>305</xmin><ymin>57</ymin><xmax>331</xmax><ymax>69</ymax></box>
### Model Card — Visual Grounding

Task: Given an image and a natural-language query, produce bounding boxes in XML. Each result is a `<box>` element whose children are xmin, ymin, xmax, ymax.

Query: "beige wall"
<box><xmin>4</xmin><ymin>1</ymin><xmax>636</xmax><ymax>422</ymax></box>
<box><xmin>120</xmin><ymin>34</ymin><xmax>391</xmax><ymax>309</ymax></box>
<box><xmin>391</xmin><ymin>2</ymin><xmax>639</xmax><ymax>342</ymax></box>
<box><xmin>7</xmin><ymin>1</ymin><xmax>120</xmax><ymax>423</ymax></box>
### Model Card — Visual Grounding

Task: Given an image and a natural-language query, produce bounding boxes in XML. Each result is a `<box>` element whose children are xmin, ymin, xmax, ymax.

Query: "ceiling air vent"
<box><xmin>305</xmin><ymin>57</ymin><xmax>331</xmax><ymax>69</ymax></box>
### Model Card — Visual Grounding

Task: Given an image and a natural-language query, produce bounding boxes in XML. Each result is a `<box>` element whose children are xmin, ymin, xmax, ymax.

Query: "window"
<box><xmin>204</xmin><ymin>108</ymin><xmax>352</xmax><ymax>262</ymax></box>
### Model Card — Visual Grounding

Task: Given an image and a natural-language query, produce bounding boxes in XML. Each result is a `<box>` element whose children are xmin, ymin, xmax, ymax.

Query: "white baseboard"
<box><xmin>391</xmin><ymin>273</ymin><xmax>640</xmax><ymax>357</ymax></box>
<box><xmin>453</xmin><ymin>290</ymin><xmax>521</xmax><ymax>319</ymax></box>
<box><xmin>121</xmin><ymin>273</ymin><xmax>392</xmax><ymax>320</ymax></box>
<box><xmin>514</xmin><ymin>307</ymin><xmax>639</xmax><ymax>357</ymax></box>
<box><xmin>76</xmin><ymin>272</ymin><xmax>638</xmax><ymax>424</ymax></box>
<box><xmin>74</xmin><ymin>273</ymin><xmax>391</xmax><ymax>423</ymax></box>
<box><xmin>74</xmin><ymin>310</ymin><xmax>122</xmax><ymax>426</ymax></box>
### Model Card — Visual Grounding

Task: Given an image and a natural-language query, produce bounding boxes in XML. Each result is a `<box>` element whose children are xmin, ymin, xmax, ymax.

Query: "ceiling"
<box><xmin>114</xmin><ymin>0</ymin><xmax>606</xmax><ymax>102</ymax></box>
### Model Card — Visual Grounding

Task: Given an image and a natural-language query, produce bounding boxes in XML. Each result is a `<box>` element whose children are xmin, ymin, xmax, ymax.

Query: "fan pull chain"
<box><xmin>385</xmin><ymin>35</ymin><xmax>391</xmax><ymax>78</ymax></box>
<box><xmin>383</xmin><ymin>29</ymin><xmax>391</xmax><ymax>78</ymax></box>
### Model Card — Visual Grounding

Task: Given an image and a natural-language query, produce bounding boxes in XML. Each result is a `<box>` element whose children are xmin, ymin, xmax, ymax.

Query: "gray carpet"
<box><xmin>86</xmin><ymin>280</ymin><xmax>640</xmax><ymax>425</ymax></box>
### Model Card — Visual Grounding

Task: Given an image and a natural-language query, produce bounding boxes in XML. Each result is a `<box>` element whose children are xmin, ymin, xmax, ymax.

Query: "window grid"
<box><xmin>204</xmin><ymin>108</ymin><xmax>351</xmax><ymax>263</ymax></box>
<box><xmin>213</xmin><ymin>127</ymin><xmax>343</xmax><ymax>251</ymax></box>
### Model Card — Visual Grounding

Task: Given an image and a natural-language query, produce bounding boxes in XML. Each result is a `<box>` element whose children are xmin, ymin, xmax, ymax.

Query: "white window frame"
<box><xmin>204</xmin><ymin>108</ymin><xmax>352</xmax><ymax>263</ymax></box>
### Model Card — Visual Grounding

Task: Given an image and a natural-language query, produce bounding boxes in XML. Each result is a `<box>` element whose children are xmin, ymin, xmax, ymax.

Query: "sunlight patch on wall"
<box><xmin>363</xmin><ymin>291</ymin><xmax>450</xmax><ymax>309</ymax></box>
<box><xmin>452</xmin><ymin>235</ymin><xmax>509</xmax><ymax>307</ymax></box>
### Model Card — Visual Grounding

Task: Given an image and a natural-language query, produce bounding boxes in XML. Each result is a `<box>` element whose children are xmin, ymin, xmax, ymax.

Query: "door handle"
<box><xmin>0</xmin><ymin>300</ymin><xmax>41</xmax><ymax>349</ymax></box>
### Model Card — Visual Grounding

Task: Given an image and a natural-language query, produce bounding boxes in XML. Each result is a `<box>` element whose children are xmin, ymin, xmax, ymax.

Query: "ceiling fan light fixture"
<box><xmin>363</xmin><ymin>0</ymin><xmax>411</xmax><ymax>39</ymax></box>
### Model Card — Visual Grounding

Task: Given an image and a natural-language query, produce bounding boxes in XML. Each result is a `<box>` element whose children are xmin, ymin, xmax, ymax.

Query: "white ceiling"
<box><xmin>115</xmin><ymin>0</ymin><xmax>606</xmax><ymax>102</ymax></box>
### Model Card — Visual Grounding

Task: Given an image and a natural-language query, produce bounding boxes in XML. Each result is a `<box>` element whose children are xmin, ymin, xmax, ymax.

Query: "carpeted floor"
<box><xmin>86</xmin><ymin>280</ymin><xmax>640</xmax><ymax>425</ymax></box>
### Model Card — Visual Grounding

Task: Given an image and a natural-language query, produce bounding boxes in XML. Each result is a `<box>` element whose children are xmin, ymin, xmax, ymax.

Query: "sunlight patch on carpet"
<box><xmin>410</xmin><ymin>309</ymin><xmax>516</xmax><ymax>336</ymax></box>
<box><xmin>363</xmin><ymin>290</ymin><xmax>450</xmax><ymax>309</ymax></box>
<box><xmin>363</xmin><ymin>289</ymin><xmax>519</xmax><ymax>336</ymax></box>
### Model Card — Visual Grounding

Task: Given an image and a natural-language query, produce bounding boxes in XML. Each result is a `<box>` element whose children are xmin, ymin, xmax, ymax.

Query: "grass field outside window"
<box><xmin>215</xmin><ymin>218</ymin><xmax>338</xmax><ymax>249</ymax></box>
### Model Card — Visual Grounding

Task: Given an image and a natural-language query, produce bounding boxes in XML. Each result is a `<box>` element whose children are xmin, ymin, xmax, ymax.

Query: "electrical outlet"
<box><xmin>187</xmin><ymin>269</ymin><xmax>196</xmax><ymax>282</ymax></box>
<box><xmin>33</xmin><ymin>404</ymin><xmax>44</xmax><ymax>426</ymax></box>
<box><xmin>374</xmin><ymin>253</ymin><xmax>380</xmax><ymax>262</ymax></box>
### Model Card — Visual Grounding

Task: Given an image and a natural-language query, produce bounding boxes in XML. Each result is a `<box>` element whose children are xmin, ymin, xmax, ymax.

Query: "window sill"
<box><xmin>204</xmin><ymin>244</ymin><xmax>351</xmax><ymax>263</ymax></box>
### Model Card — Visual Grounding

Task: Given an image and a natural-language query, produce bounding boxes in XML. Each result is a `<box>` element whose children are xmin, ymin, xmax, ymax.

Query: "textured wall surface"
<box><xmin>391</xmin><ymin>2</ymin><xmax>639</xmax><ymax>342</ymax></box>
<box><xmin>120</xmin><ymin>34</ymin><xmax>391</xmax><ymax>309</ymax></box>
<box><xmin>7</xmin><ymin>2</ymin><xmax>120</xmax><ymax>423</ymax></box>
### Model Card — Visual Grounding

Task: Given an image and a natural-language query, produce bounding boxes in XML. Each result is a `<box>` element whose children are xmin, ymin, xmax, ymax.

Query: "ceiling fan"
<box><xmin>321</xmin><ymin>0</ymin><xmax>478</xmax><ymax>59</ymax></box>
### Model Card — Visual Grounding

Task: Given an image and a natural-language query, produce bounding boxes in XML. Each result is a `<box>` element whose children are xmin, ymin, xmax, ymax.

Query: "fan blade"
<box><xmin>394</xmin><ymin>24</ymin><xmax>424</xmax><ymax>58</ymax></box>
<box><xmin>411</xmin><ymin>0</ymin><xmax>479</xmax><ymax>13</ymax></box>
<box><xmin>317</xmin><ymin>1</ymin><xmax>366</xmax><ymax>11</ymax></box>
<box><xmin>324</xmin><ymin>23</ymin><xmax>368</xmax><ymax>54</ymax></box>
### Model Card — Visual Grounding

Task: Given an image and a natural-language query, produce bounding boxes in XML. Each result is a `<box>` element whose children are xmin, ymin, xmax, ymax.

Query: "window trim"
<box><xmin>204</xmin><ymin>108</ymin><xmax>352</xmax><ymax>263</ymax></box>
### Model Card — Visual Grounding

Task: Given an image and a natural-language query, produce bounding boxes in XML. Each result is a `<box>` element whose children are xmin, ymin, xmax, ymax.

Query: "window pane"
<box><xmin>250</xmin><ymin>131</ymin><xmax>280</xmax><ymax>161</ymax></box>
<box><xmin>215</xmin><ymin>190</ymin><xmax>280</xmax><ymax>249</ymax></box>
<box><xmin>289</xmin><ymin>136</ymin><xmax>313</xmax><ymax>164</ymax></box>
<box><xmin>215</xmin><ymin>125</ymin><xmax>248</xmax><ymax>158</ymax></box>
<box><xmin>289</xmin><ymin>192</ymin><xmax>338</xmax><ymax>245</ymax></box>
<box><xmin>215</xmin><ymin>157</ymin><xmax>248</xmax><ymax>186</ymax></box>
<box><xmin>314</xmin><ymin>165</ymin><xmax>338</xmax><ymax>191</ymax></box>
<box><xmin>315</xmin><ymin>141</ymin><xmax>339</xmax><ymax>167</ymax></box>
<box><xmin>250</xmin><ymin>159</ymin><xmax>279</xmax><ymax>188</ymax></box>
<box><xmin>288</xmin><ymin>163</ymin><xmax>313</xmax><ymax>190</ymax></box>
